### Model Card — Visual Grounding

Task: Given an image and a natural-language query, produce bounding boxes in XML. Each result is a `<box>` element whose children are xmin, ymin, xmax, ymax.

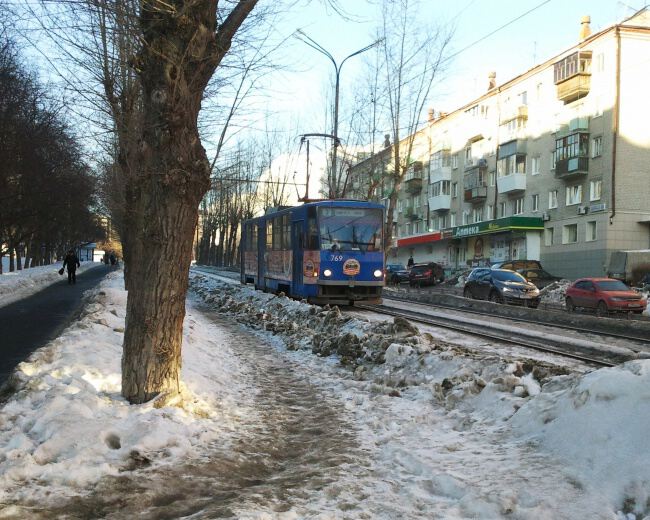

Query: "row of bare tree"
<box><xmin>0</xmin><ymin>37</ymin><xmax>104</xmax><ymax>273</ymax></box>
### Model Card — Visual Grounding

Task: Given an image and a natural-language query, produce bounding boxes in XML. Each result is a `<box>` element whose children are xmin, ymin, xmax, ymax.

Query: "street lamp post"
<box><xmin>296</xmin><ymin>30</ymin><xmax>383</xmax><ymax>198</ymax></box>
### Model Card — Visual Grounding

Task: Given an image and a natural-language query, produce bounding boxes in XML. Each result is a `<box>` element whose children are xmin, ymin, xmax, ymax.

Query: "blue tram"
<box><xmin>241</xmin><ymin>200</ymin><xmax>385</xmax><ymax>305</ymax></box>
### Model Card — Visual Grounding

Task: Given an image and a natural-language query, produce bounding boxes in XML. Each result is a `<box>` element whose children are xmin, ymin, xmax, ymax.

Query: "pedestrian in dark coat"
<box><xmin>407</xmin><ymin>256</ymin><xmax>414</xmax><ymax>268</ymax></box>
<box><xmin>63</xmin><ymin>249</ymin><xmax>81</xmax><ymax>285</ymax></box>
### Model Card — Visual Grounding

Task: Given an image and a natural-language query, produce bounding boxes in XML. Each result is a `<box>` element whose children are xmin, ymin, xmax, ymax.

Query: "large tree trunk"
<box><xmin>120</xmin><ymin>0</ymin><xmax>257</xmax><ymax>404</ymax></box>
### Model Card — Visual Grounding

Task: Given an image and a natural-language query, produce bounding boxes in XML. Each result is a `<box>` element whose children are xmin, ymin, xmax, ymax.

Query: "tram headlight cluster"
<box><xmin>373</xmin><ymin>269</ymin><xmax>383</xmax><ymax>278</ymax></box>
<box><xmin>323</xmin><ymin>269</ymin><xmax>333</xmax><ymax>277</ymax></box>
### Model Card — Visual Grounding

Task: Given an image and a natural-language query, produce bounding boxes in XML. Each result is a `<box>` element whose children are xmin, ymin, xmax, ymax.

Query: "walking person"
<box><xmin>407</xmin><ymin>255</ymin><xmax>414</xmax><ymax>268</ymax></box>
<box><xmin>63</xmin><ymin>249</ymin><xmax>80</xmax><ymax>285</ymax></box>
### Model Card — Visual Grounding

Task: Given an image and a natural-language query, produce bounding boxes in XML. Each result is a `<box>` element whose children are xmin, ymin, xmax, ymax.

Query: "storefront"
<box><xmin>395</xmin><ymin>231</ymin><xmax>448</xmax><ymax>266</ymax></box>
<box><xmin>450</xmin><ymin>216</ymin><xmax>543</xmax><ymax>268</ymax></box>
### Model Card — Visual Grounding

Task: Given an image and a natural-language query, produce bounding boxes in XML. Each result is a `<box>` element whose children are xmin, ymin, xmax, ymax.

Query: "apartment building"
<box><xmin>349</xmin><ymin>10</ymin><xmax>650</xmax><ymax>278</ymax></box>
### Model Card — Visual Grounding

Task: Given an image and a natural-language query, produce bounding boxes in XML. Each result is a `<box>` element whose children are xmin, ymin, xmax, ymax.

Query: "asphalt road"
<box><xmin>0</xmin><ymin>265</ymin><xmax>112</xmax><ymax>388</ymax></box>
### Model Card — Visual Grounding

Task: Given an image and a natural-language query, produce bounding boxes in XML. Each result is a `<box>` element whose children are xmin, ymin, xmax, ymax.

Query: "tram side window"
<box><xmin>272</xmin><ymin>217</ymin><xmax>281</xmax><ymax>250</ymax></box>
<box><xmin>307</xmin><ymin>208</ymin><xmax>318</xmax><ymax>249</ymax></box>
<box><xmin>282</xmin><ymin>214</ymin><xmax>291</xmax><ymax>249</ymax></box>
<box><xmin>248</xmin><ymin>224</ymin><xmax>257</xmax><ymax>250</ymax></box>
<box><xmin>266</xmin><ymin>220</ymin><xmax>272</xmax><ymax>249</ymax></box>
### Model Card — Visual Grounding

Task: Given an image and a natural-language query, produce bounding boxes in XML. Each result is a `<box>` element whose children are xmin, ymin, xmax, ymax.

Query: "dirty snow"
<box><xmin>1</xmin><ymin>268</ymin><xmax>650</xmax><ymax>518</ymax></box>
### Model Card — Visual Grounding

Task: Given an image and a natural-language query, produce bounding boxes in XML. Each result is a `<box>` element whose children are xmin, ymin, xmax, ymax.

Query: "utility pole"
<box><xmin>295</xmin><ymin>31</ymin><xmax>384</xmax><ymax>198</ymax></box>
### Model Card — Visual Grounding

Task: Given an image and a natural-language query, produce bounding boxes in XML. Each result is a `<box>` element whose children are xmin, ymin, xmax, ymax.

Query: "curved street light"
<box><xmin>296</xmin><ymin>30</ymin><xmax>384</xmax><ymax>198</ymax></box>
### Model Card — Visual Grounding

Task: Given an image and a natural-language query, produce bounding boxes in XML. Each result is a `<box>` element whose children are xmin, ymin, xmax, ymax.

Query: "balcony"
<box><xmin>430</xmin><ymin>165</ymin><xmax>452</xmax><ymax>184</ymax></box>
<box><xmin>497</xmin><ymin>173</ymin><xmax>527</xmax><ymax>193</ymax></box>
<box><xmin>405</xmin><ymin>177</ymin><xmax>422</xmax><ymax>195</ymax></box>
<box><xmin>428</xmin><ymin>195</ymin><xmax>451</xmax><ymax>212</ymax></box>
<box><xmin>464</xmin><ymin>186</ymin><xmax>488</xmax><ymax>202</ymax></box>
<box><xmin>405</xmin><ymin>161</ymin><xmax>423</xmax><ymax>181</ymax></box>
<box><xmin>555</xmin><ymin>156</ymin><xmax>589</xmax><ymax>179</ymax></box>
<box><xmin>404</xmin><ymin>209</ymin><xmax>422</xmax><ymax>221</ymax></box>
<box><xmin>501</xmin><ymin>105</ymin><xmax>528</xmax><ymax>124</ymax></box>
<box><xmin>554</xmin><ymin>51</ymin><xmax>592</xmax><ymax>104</ymax></box>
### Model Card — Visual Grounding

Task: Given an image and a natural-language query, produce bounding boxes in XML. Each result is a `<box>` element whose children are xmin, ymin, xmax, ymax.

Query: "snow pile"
<box><xmin>511</xmin><ymin>360</ymin><xmax>650</xmax><ymax>518</ymax></box>
<box><xmin>0</xmin><ymin>262</ymin><xmax>96</xmax><ymax>308</ymax></box>
<box><xmin>189</xmin><ymin>274</ymin><xmax>567</xmax><ymax>407</ymax></box>
<box><xmin>539</xmin><ymin>279</ymin><xmax>572</xmax><ymax>306</ymax></box>
<box><xmin>0</xmin><ymin>272</ymin><xmax>252</xmax><ymax>505</ymax></box>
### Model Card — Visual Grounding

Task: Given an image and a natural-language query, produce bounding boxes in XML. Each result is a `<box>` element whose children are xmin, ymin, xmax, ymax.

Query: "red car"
<box><xmin>565</xmin><ymin>277</ymin><xmax>647</xmax><ymax>316</ymax></box>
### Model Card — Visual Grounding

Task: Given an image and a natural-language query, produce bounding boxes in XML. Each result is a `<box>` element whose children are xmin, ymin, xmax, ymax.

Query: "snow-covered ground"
<box><xmin>1</xmin><ymin>270</ymin><xmax>650</xmax><ymax>518</ymax></box>
<box><xmin>0</xmin><ymin>261</ymin><xmax>99</xmax><ymax>309</ymax></box>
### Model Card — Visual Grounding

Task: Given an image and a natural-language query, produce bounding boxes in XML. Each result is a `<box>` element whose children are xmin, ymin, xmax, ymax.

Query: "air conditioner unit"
<box><xmin>478</xmin><ymin>158</ymin><xmax>488</xmax><ymax>168</ymax></box>
<box><xmin>589</xmin><ymin>202</ymin><xmax>607</xmax><ymax>213</ymax></box>
<box><xmin>577</xmin><ymin>206</ymin><xmax>588</xmax><ymax>215</ymax></box>
<box><xmin>542</xmin><ymin>212</ymin><xmax>551</xmax><ymax>221</ymax></box>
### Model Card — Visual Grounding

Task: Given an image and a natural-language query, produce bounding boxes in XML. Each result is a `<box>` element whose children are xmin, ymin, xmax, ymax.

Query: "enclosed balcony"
<box><xmin>404</xmin><ymin>161</ymin><xmax>423</xmax><ymax>194</ymax></box>
<box><xmin>555</xmin><ymin>156</ymin><xmax>589</xmax><ymax>178</ymax></box>
<box><xmin>555</xmin><ymin>131</ymin><xmax>589</xmax><ymax>179</ymax></box>
<box><xmin>497</xmin><ymin>173</ymin><xmax>527</xmax><ymax>193</ymax></box>
<box><xmin>463</xmin><ymin>164</ymin><xmax>488</xmax><ymax>202</ymax></box>
<box><xmin>428</xmin><ymin>194</ymin><xmax>451</xmax><ymax>212</ymax></box>
<box><xmin>554</xmin><ymin>51</ymin><xmax>592</xmax><ymax>104</ymax></box>
<box><xmin>429</xmin><ymin>150</ymin><xmax>452</xmax><ymax>183</ymax></box>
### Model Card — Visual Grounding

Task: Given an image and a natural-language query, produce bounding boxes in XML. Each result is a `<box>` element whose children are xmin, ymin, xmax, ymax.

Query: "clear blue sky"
<box><xmin>265</xmin><ymin>0</ymin><xmax>644</xmax><ymax>139</ymax></box>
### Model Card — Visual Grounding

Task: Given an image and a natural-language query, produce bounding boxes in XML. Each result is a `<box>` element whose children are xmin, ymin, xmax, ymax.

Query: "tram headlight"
<box><xmin>373</xmin><ymin>269</ymin><xmax>383</xmax><ymax>278</ymax></box>
<box><xmin>323</xmin><ymin>269</ymin><xmax>332</xmax><ymax>277</ymax></box>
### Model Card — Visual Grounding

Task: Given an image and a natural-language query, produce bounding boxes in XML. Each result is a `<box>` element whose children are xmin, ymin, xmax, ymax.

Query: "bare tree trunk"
<box><xmin>120</xmin><ymin>1</ymin><xmax>258</xmax><ymax>404</ymax></box>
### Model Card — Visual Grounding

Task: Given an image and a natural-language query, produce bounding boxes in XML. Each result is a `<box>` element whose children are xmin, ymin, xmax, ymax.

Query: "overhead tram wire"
<box><xmin>378</xmin><ymin>0</ymin><xmax>554</xmax><ymax>97</ymax></box>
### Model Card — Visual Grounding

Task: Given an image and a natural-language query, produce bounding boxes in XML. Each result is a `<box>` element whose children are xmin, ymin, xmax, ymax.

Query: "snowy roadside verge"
<box><xmin>190</xmin><ymin>273</ymin><xmax>650</xmax><ymax>518</ymax></box>
<box><xmin>0</xmin><ymin>262</ymin><xmax>99</xmax><ymax>309</ymax></box>
<box><xmin>0</xmin><ymin>272</ymin><xmax>254</xmax><ymax>509</ymax></box>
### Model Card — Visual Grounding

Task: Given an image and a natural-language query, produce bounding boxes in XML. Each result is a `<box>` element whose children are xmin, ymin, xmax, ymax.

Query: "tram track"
<box><xmin>191</xmin><ymin>266</ymin><xmax>649</xmax><ymax>368</ymax></box>
<box><xmin>383</xmin><ymin>292</ymin><xmax>650</xmax><ymax>344</ymax></box>
<box><xmin>354</xmin><ymin>303</ymin><xmax>646</xmax><ymax>368</ymax></box>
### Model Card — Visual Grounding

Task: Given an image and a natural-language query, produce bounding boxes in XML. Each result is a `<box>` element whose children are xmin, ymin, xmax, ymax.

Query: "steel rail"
<box><xmin>383</xmin><ymin>293</ymin><xmax>650</xmax><ymax>344</ymax></box>
<box><xmin>355</xmin><ymin>303</ymin><xmax>625</xmax><ymax>368</ymax></box>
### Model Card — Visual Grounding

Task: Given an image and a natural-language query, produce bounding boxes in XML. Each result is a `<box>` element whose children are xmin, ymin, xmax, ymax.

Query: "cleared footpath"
<box><xmin>0</xmin><ymin>265</ymin><xmax>112</xmax><ymax>388</ymax></box>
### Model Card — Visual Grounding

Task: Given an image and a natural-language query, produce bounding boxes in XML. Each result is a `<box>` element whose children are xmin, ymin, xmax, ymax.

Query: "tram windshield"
<box><xmin>318</xmin><ymin>207</ymin><xmax>383</xmax><ymax>252</ymax></box>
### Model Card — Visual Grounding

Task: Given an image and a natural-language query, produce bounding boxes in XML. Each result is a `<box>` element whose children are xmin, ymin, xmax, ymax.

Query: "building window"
<box><xmin>513</xmin><ymin>197</ymin><xmax>524</xmax><ymax>215</ymax></box>
<box><xmin>465</xmin><ymin>146</ymin><xmax>472</xmax><ymax>165</ymax></box>
<box><xmin>489</xmin><ymin>171</ymin><xmax>496</xmax><ymax>186</ymax></box>
<box><xmin>518</xmin><ymin>91</ymin><xmax>528</xmax><ymax>106</ymax></box>
<box><xmin>414</xmin><ymin>196</ymin><xmax>421</xmax><ymax>209</ymax></box>
<box><xmin>531</xmin><ymin>156</ymin><xmax>541</xmax><ymax>175</ymax></box>
<box><xmin>592</xmin><ymin>136</ymin><xmax>602</xmax><ymax>158</ymax></box>
<box><xmin>472</xmin><ymin>207</ymin><xmax>483</xmax><ymax>223</ymax></box>
<box><xmin>563</xmin><ymin>224</ymin><xmax>578</xmax><ymax>244</ymax></box>
<box><xmin>397</xmin><ymin>199</ymin><xmax>403</xmax><ymax>212</ymax></box>
<box><xmin>440</xmin><ymin>214</ymin><xmax>448</xmax><ymax>229</ymax></box>
<box><xmin>590</xmin><ymin>180</ymin><xmax>602</xmax><ymax>201</ymax></box>
<box><xmin>451</xmin><ymin>154</ymin><xmax>458</xmax><ymax>168</ymax></box>
<box><xmin>450</xmin><ymin>213</ymin><xmax>457</xmax><ymax>227</ymax></box>
<box><xmin>532</xmin><ymin>194</ymin><xmax>539</xmax><ymax>212</ymax></box>
<box><xmin>462</xmin><ymin>210</ymin><xmax>470</xmax><ymax>225</ymax></box>
<box><xmin>487</xmin><ymin>204</ymin><xmax>494</xmax><ymax>220</ymax></box>
<box><xmin>565</xmin><ymin>185</ymin><xmax>583</xmax><ymax>206</ymax></box>
<box><xmin>499</xmin><ymin>202</ymin><xmax>507</xmax><ymax>218</ymax></box>
<box><xmin>595</xmin><ymin>52</ymin><xmax>604</xmax><ymax>73</ymax></box>
<box><xmin>548</xmin><ymin>190</ymin><xmax>558</xmax><ymax>209</ymax></box>
<box><xmin>545</xmin><ymin>227</ymin><xmax>554</xmax><ymax>246</ymax></box>
<box><xmin>586</xmin><ymin>221</ymin><xmax>597</xmax><ymax>242</ymax></box>
<box><xmin>452</xmin><ymin>182</ymin><xmax>458</xmax><ymax>198</ymax></box>
<box><xmin>551</xmin><ymin>150</ymin><xmax>557</xmax><ymax>170</ymax></box>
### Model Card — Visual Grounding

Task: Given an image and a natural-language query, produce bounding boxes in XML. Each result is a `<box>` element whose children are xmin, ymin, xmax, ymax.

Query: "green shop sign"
<box><xmin>452</xmin><ymin>216</ymin><xmax>544</xmax><ymax>238</ymax></box>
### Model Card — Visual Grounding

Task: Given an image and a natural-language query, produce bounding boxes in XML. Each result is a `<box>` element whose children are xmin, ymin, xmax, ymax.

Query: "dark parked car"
<box><xmin>385</xmin><ymin>263</ymin><xmax>410</xmax><ymax>285</ymax></box>
<box><xmin>516</xmin><ymin>268</ymin><xmax>561</xmax><ymax>289</ymax></box>
<box><xmin>565</xmin><ymin>278</ymin><xmax>647</xmax><ymax>316</ymax></box>
<box><xmin>463</xmin><ymin>268</ymin><xmax>540</xmax><ymax>307</ymax></box>
<box><xmin>409</xmin><ymin>262</ymin><xmax>444</xmax><ymax>287</ymax></box>
<box><xmin>491</xmin><ymin>260</ymin><xmax>543</xmax><ymax>271</ymax></box>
